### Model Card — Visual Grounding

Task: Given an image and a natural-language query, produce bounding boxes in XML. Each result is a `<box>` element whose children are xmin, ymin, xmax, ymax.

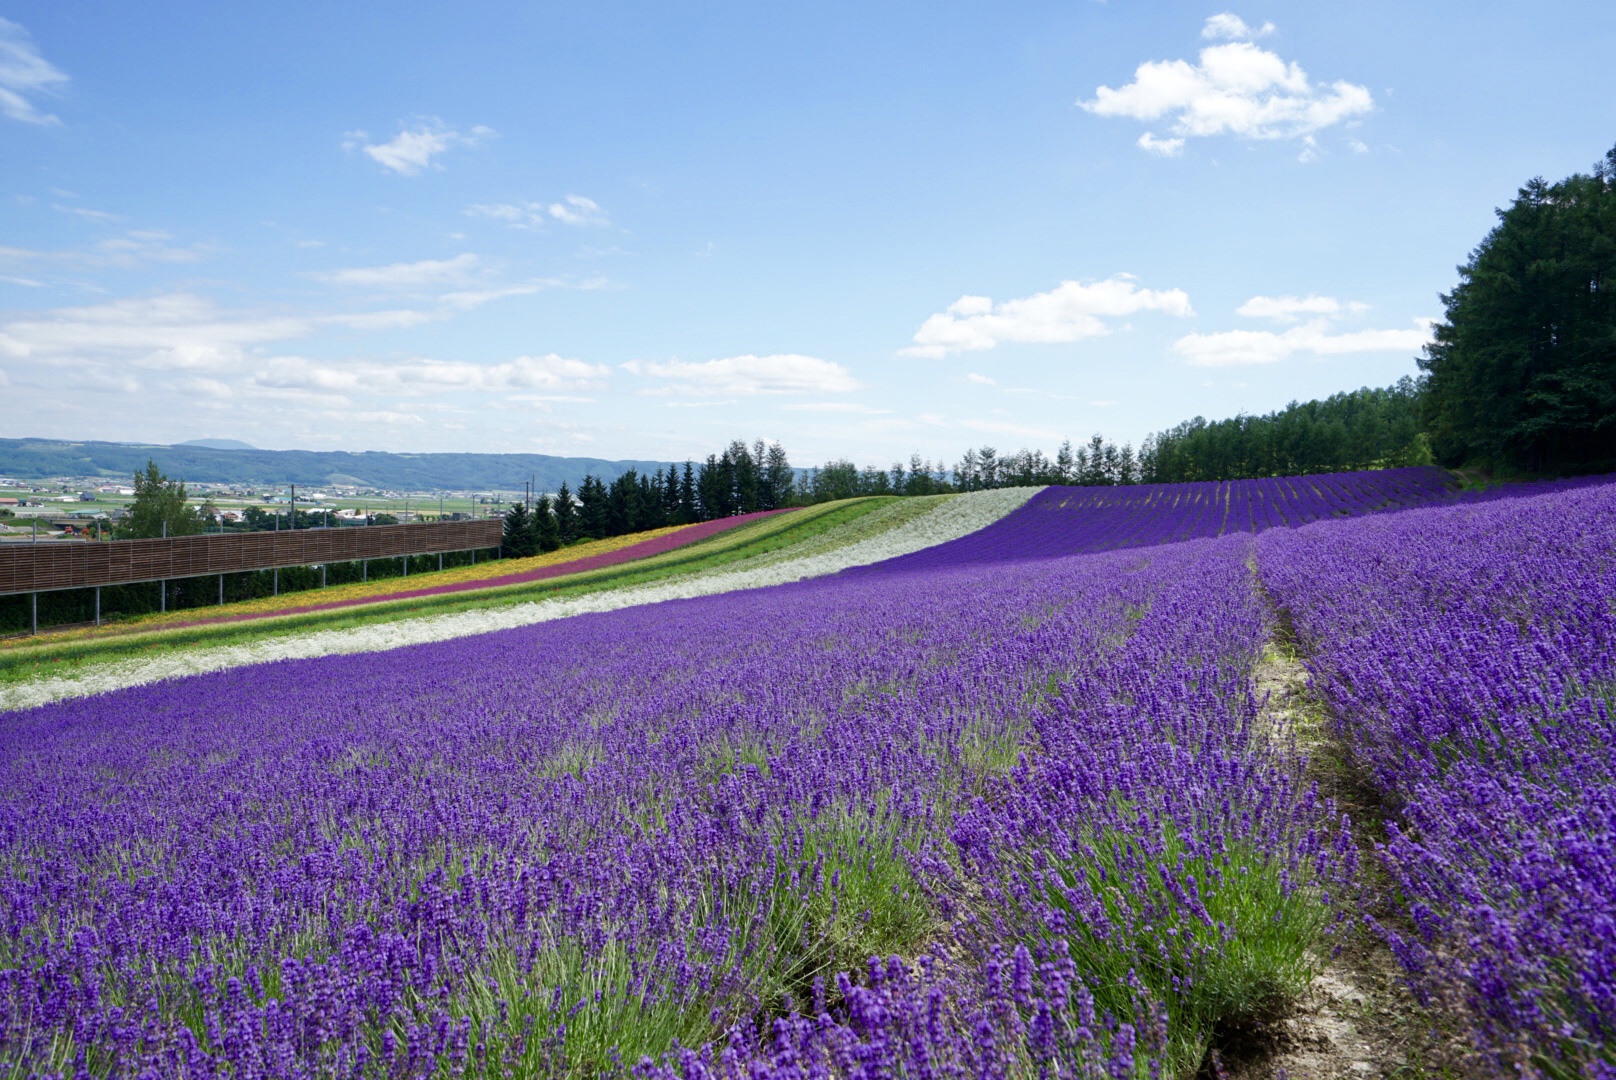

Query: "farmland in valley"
<box><xmin>0</xmin><ymin>468</ymin><xmax>1612</xmax><ymax>1078</ymax></box>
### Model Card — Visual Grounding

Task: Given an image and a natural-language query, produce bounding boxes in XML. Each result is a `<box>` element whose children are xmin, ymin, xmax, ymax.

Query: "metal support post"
<box><xmin>95</xmin><ymin>587</ymin><xmax>101</xmax><ymax>627</ymax></box>
<box><xmin>321</xmin><ymin>564</ymin><xmax>327</xmax><ymax>588</ymax></box>
<box><xmin>160</xmin><ymin>581</ymin><xmax>166</xmax><ymax>613</ymax></box>
<box><xmin>362</xmin><ymin>560</ymin><xmax>368</xmax><ymax>582</ymax></box>
<box><xmin>219</xmin><ymin>574</ymin><xmax>225</xmax><ymax>605</ymax></box>
<box><xmin>403</xmin><ymin>555</ymin><xmax>409</xmax><ymax>577</ymax></box>
<box><xmin>30</xmin><ymin>593</ymin><xmax>37</xmax><ymax>636</ymax></box>
<box><xmin>438</xmin><ymin>552</ymin><xmax>443</xmax><ymax>572</ymax></box>
<box><xmin>273</xmin><ymin>568</ymin><xmax>279</xmax><ymax>596</ymax></box>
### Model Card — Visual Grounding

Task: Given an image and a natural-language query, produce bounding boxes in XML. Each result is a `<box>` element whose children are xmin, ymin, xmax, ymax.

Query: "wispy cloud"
<box><xmin>624</xmin><ymin>354</ymin><xmax>862</xmax><ymax>395</ymax></box>
<box><xmin>315</xmin><ymin>254</ymin><xmax>481</xmax><ymax>290</ymax></box>
<box><xmin>0</xmin><ymin>17</ymin><xmax>68</xmax><ymax>126</ymax></box>
<box><xmin>547</xmin><ymin>195</ymin><xmax>609</xmax><ymax>227</ymax></box>
<box><xmin>465</xmin><ymin>195</ymin><xmax>610</xmax><ymax>229</ymax></box>
<box><xmin>53</xmin><ymin>204</ymin><xmax>121</xmax><ymax>223</ymax></box>
<box><xmin>1173</xmin><ymin>295</ymin><xmax>1430</xmax><ymax>366</ymax></box>
<box><xmin>253</xmin><ymin>354</ymin><xmax>609</xmax><ymax>397</ymax></box>
<box><xmin>0</xmin><ymin>291</ymin><xmax>610</xmax><ymax>440</ymax></box>
<box><xmin>780</xmin><ymin>402</ymin><xmax>894</xmax><ymax>414</ymax></box>
<box><xmin>1</xmin><ymin>230</ymin><xmax>209</xmax><ymax>270</ymax></box>
<box><xmin>1081</xmin><ymin>17</ymin><xmax>1372</xmax><ymax>154</ymax></box>
<box><xmin>344</xmin><ymin>121</ymin><xmax>496</xmax><ymax>175</ymax></box>
<box><xmin>902</xmin><ymin>275</ymin><xmax>1193</xmax><ymax>358</ymax></box>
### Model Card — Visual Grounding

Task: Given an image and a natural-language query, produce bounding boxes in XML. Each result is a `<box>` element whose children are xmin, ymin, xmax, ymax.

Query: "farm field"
<box><xmin>0</xmin><ymin>469</ymin><xmax>1612</xmax><ymax>1077</ymax></box>
<box><xmin>0</xmin><ymin>490</ymin><xmax>1027</xmax><ymax>709</ymax></box>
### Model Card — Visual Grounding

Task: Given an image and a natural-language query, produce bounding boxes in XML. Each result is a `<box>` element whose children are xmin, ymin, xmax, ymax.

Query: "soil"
<box><xmin>1211</xmin><ymin>640</ymin><xmax>1470</xmax><ymax>1080</ymax></box>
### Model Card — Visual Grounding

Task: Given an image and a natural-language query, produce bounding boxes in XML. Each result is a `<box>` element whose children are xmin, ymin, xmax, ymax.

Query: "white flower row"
<box><xmin>0</xmin><ymin>488</ymin><xmax>1041</xmax><ymax>712</ymax></box>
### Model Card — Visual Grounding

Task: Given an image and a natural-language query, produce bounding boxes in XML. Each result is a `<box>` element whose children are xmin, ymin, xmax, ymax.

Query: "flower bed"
<box><xmin>1257</xmin><ymin>477</ymin><xmax>1616</xmax><ymax>1076</ymax></box>
<box><xmin>0</xmin><ymin>512</ymin><xmax>1340</xmax><ymax>1076</ymax></box>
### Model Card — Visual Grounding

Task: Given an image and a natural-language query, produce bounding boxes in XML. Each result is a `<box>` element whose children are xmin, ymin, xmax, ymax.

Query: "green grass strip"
<box><xmin>0</xmin><ymin>497</ymin><xmax>911</xmax><ymax>687</ymax></box>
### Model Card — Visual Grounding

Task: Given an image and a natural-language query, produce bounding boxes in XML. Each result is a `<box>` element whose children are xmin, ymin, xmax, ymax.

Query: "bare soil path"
<box><xmin>1223</xmin><ymin>629</ymin><xmax>1467</xmax><ymax>1079</ymax></box>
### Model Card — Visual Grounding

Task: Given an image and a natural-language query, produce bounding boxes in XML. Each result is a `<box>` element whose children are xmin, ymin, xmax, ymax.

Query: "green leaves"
<box><xmin>118</xmin><ymin>458</ymin><xmax>203</xmax><ymax>539</ymax></box>
<box><xmin>1420</xmin><ymin>144</ymin><xmax>1616</xmax><ymax>475</ymax></box>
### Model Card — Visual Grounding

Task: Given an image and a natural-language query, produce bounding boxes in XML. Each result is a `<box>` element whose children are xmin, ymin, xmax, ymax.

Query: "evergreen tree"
<box><xmin>1420</xmin><ymin>145</ymin><xmax>1616</xmax><ymax>474</ymax></box>
<box><xmin>578</xmin><ymin>476</ymin><xmax>610</xmax><ymax>539</ymax></box>
<box><xmin>678</xmin><ymin>462</ymin><xmax>697</xmax><ymax>524</ymax></box>
<box><xmin>1142</xmin><ymin>380</ymin><xmax>1429</xmax><ymax>481</ymax></box>
<box><xmin>534</xmin><ymin>495</ymin><xmax>561</xmax><ymax>552</ymax></box>
<box><xmin>501</xmin><ymin>501</ymin><xmax>537</xmax><ymax>557</ymax></box>
<box><xmin>760</xmin><ymin>442</ymin><xmax>793</xmax><ymax>509</ymax></box>
<box><xmin>553</xmin><ymin>482</ymin><xmax>578</xmax><ymax>543</ymax></box>
<box><xmin>607</xmin><ymin>470</ymin><xmax>642</xmax><ymax>535</ymax></box>
<box><xmin>118</xmin><ymin>459</ymin><xmax>204</xmax><ymax>539</ymax></box>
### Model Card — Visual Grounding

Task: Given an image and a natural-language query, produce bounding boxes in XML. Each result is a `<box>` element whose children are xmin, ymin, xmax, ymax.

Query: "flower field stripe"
<box><xmin>862</xmin><ymin>466</ymin><xmax>1461</xmax><ymax>572</ymax></box>
<box><xmin>0</xmin><ymin>506</ymin><xmax>1345</xmax><ymax>1077</ymax></box>
<box><xmin>1255</xmin><ymin>477</ymin><xmax>1616</xmax><ymax>1076</ymax></box>
<box><xmin>0</xmin><ymin>489</ymin><xmax>1036</xmax><ymax>711</ymax></box>
<box><xmin>157</xmin><ymin>510</ymin><xmax>793</xmax><ymax>629</ymax></box>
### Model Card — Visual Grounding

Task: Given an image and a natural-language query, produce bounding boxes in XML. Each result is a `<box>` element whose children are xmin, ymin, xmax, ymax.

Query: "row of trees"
<box><xmin>502</xmin><ymin>441</ymin><xmax>799</xmax><ymax>555</ymax></box>
<box><xmin>1140</xmin><ymin>379</ymin><xmax>1430</xmax><ymax>483</ymax></box>
<box><xmin>1420</xmin><ymin>145</ymin><xmax>1616</xmax><ymax>475</ymax></box>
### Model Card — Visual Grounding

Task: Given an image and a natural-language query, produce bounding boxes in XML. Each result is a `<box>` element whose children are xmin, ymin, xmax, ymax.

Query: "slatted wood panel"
<box><xmin>0</xmin><ymin>521</ymin><xmax>503</xmax><ymax>595</ymax></box>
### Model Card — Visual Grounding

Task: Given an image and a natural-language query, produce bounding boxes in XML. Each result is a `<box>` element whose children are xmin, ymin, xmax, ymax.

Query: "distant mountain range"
<box><xmin>0</xmin><ymin>438</ymin><xmax>677</xmax><ymax>492</ymax></box>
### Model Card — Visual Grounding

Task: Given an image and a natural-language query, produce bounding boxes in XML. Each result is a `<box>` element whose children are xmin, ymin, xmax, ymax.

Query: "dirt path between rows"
<box><xmin>1224</xmin><ymin>621</ymin><xmax>1468</xmax><ymax>1079</ymax></box>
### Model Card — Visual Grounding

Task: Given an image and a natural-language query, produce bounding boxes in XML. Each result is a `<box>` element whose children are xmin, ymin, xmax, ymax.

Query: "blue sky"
<box><xmin>2</xmin><ymin>2</ymin><xmax>1612</xmax><ymax>467</ymax></box>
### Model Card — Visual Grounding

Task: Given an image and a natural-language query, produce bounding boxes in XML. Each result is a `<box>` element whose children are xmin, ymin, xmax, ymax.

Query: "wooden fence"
<box><xmin>0</xmin><ymin>520</ymin><xmax>503</xmax><ymax>596</ymax></box>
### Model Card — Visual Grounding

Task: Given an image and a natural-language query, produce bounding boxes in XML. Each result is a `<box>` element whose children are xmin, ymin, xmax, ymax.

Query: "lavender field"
<box><xmin>1</xmin><ymin>469</ymin><xmax>1612</xmax><ymax>1078</ymax></box>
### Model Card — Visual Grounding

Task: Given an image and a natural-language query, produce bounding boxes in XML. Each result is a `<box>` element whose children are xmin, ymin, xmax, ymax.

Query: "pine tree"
<box><xmin>1421</xmin><ymin>145</ymin><xmax>1616</xmax><ymax>474</ymax></box>
<box><xmin>678</xmin><ymin>461</ymin><xmax>697</xmax><ymax>523</ymax></box>
<box><xmin>534</xmin><ymin>495</ymin><xmax>561</xmax><ymax>552</ymax></box>
<box><xmin>553</xmin><ymin>482</ymin><xmax>578</xmax><ymax>543</ymax></box>
<box><xmin>579</xmin><ymin>476</ymin><xmax>610</xmax><ymax>539</ymax></box>
<box><xmin>502</xmin><ymin>501</ymin><xmax>536</xmax><ymax>558</ymax></box>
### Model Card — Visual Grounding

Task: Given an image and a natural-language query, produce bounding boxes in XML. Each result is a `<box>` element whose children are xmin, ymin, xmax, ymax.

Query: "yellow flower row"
<box><xmin>18</xmin><ymin>525</ymin><xmax>694</xmax><ymax>644</ymax></box>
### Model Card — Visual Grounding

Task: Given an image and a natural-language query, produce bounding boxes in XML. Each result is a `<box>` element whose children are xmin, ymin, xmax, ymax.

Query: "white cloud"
<box><xmin>901</xmin><ymin>275</ymin><xmax>1193</xmax><ymax>358</ymax></box>
<box><xmin>1173</xmin><ymin>318</ymin><xmax>1432</xmax><ymax>367</ymax></box>
<box><xmin>1236</xmin><ymin>294</ymin><xmax>1366</xmax><ymax>322</ymax></box>
<box><xmin>1137</xmin><ymin>132</ymin><xmax>1185</xmax><ymax>157</ymax></box>
<box><xmin>547</xmin><ymin>195</ymin><xmax>609</xmax><ymax>227</ymax></box>
<box><xmin>1</xmin><ymin>294</ymin><xmax>316</xmax><ymax>370</ymax></box>
<box><xmin>54</xmin><ymin>204</ymin><xmax>120</xmax><ymax>223</ymax></box>
<box><xmin>466</xmin><ymin>202</ymin><xmax>538</xmax><ymax>226</ymax></box>
<box><xmin>1201</xmin><ymin>13</ymin><xmax>1275</xmax><ymax>41</ymax></box>
<box><xmin>315</xmin><ymin>254</ymin><xmax>481</xmax><ymax>289</ymax></box>
<box><xmin>1</xmin><ymin>230</ymin><xmax>206</xmax><ymax>270</ymax></box>
<box><xmin>465</xmin><ymin>194</ymin><xmax>610</xmax><ymax>229</ymax></box>
<box><xmin>346</xmin><ymin>122</ymin><xmax>494</xmax><ymax>175</ymax></box>
<box><xmin>0</xmin><ymin>17</ymin><xmax>67</xmax><ymax>126</ymax></box>
<box><xmin>1080</xmin><ymin>29</ymin><xmax>1372</xmax><ymax>152</ymax></box>
<box><xmin>780</xmin><ymin>402</ymin><xmax>893</xmax><ymax>414</ymax></box>
<box><xmin>254</xmin><ymin>354</ymin><xmax>608</xmax><ymax>397</ymax></box>
<box><xmin>966</xmin><ymin>372</ymin><xmax>997</xmax><ymax>385</ymax></box>
<box><xmin>623</xmin><ymin>354</ymin><xmax>861</xmax><ymax>395</ymax></box>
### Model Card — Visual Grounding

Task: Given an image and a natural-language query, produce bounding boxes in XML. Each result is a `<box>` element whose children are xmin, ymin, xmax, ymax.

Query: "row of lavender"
<box><xmin>875</xmin><ymin>466</ymin><xmax>1612</xmax><ymax>569</ymax></box>
<box><xmin>867</xmin><ymin>466</ymin><xmax>1460</xmax><ymax>568</ymax></box>
<box><xmin>0</xmin><ymin>528</ymin><xmax>1343</xmax><ymax>1076</ymax></box>
<box><xmin>1257</xmin><ymin>479</ymin><xmax>1616</xmax><ymax>1076</ymax></box>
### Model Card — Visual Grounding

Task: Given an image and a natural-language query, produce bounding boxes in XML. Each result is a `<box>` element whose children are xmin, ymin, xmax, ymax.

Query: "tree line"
<box><xmin>500</xmin><ymin>440</ymin><xmax>797</xmax><ymax>556</ymax></box>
